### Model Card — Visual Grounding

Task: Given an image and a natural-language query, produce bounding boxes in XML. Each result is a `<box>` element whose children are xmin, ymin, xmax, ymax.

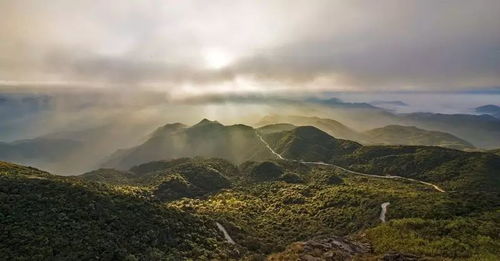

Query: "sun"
<box><xmin>203</xmin><ymin>49</ymin><xmax>233</xmax><ymax>70</ymax></box>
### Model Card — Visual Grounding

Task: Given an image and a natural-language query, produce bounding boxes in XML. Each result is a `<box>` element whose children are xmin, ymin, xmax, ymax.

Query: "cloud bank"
<box><xmin>1</xmin><ymin>0</ymin><xmax>499</xmax><ymax>95</ymax></box>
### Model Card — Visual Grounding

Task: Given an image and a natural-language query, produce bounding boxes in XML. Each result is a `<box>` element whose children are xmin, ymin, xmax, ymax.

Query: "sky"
<box><xmin>1</xmin><ymin>0</ymin><xmax>500</xmax><ymax>97</ymax></box>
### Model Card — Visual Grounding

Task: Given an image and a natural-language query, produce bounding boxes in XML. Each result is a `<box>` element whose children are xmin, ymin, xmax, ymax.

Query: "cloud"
<box><xmin>0</xmin><ymin>0</ymin><xmax>499</xmax><ymax>94</ymax></box>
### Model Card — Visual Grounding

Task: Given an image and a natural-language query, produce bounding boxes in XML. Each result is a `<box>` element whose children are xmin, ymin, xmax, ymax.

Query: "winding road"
<box><xmin>216</xmin><ymin>222</ymin><xmax>236</xmax><ymax>244</ymax></box>
<box><xmin>215</xmin><ymin>132</ymin><xmax>446</xmax><ymax>244</ymax></box>
<box><xmin>255</xmin><ymin>132</ymin><xmax>446</xmax><ymax>193</ymax></box>
<box><xmin>379</xmin><ymin>202</ymin><xmax>390</xmax><ymax>223</ymax></box>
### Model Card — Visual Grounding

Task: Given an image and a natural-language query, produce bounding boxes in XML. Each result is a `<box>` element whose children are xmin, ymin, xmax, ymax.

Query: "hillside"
<box><xmin>257</xmin><ymin>115</ymin><xmax>368</xmax><ymax>143</ymax></box>
<box><xmin>398</xmin><ymin>112</ymin><xmax>500</xmax><ymax>149</ymax></box>
<box><xmin>488</xmin><ymin>149</ymin><xmax>500</xmax><ymax>156</ymax></box>
<box><xmin>169</xmin><ymin>159</ymin><xmax>500</xmax><ymax>260</ymax></box>
<box><xmin>334</xmin><ymin>145</ymin><xmax>500</xmax><ymax>192</ymax></box>
<box><xmin>364</xmin><ymin>125</ymin><xmax>475</xmax><ymax>150</ymax></box>
<box><xmin>0</xmin><ymin>161</ymin><xmax>234</xmax><ymax>260</ymax></box>
<box><xmin>103</xmin><ymin>119</ymin><xmax>275</xmax><ymax>169</ymax></box>
<box><xmin>81</xmin><ymin>157</ymin><xmax>238</xmax><ymax>201</ymax></box>
<box><xmin>260</xmin><ymin>126</ymin><xmax>500</xmax><ymax>192</ymax></box>
<box><xmin>3</xmin><ymin>158</ymin><xmax>500</xmax><ymax>260</ymax></box>
<box><xmin>261</xmin><ymin>126</ymin><xmax>362</xmax><ymax>162</ymax></box>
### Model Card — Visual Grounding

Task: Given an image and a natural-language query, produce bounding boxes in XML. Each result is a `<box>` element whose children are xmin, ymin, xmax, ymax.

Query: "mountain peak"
<box><xmin>188</xmin><ymin>118</ymin><xmax>225</xmax><ymax>131</ymax></box>
<box><xmin>195</xmin><ymin>118</ymin><xmax>221</xmax><ymax>126</ymax></box>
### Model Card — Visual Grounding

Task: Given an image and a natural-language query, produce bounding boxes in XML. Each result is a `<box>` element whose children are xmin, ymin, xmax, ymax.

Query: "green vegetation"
<box><xmin>333</xmin><ymin>145</ymin><xmax>500</xmax><ymax>192</ymax></box>
<box><xmin>3</xmin><ymin>117</ymin><xmax>500</xmax><ymax>260</ymax></box>
<box><xmin>167</xmin><ymin>160</ymin><xmax>499</xmax><ymax>259</ymax></box>
<box><xmin>257</xmin><ymin>114</ymin><xmax>367</xmax><ymax>143</ymax></box>
<box><xmin>488</xmin><ymin>149</ymin><xmax>500</xmax><ymax>156</ymax></box>
<box><xmin>364</xmin><ymin>125</ymin><xmax>475</xmax><ymax>150</ymax></box>
<box><xmin>79</xmin><ymin>168</ymin><xmax>137</xmax><ymax>185</ymax></box>
<box><xmin>365</xmin><ymin>211</ymin><xmax>500</xmax><ymax>260</ymax></box>
<box><xmin>263</xmin><ymin>126</ymin><xmax>361</xmax><ymax>162</ymax></box>
<box><xmin>0</xmin><ymin>161</ymin><xmax>235</xmax><ymax>260</ymax></box>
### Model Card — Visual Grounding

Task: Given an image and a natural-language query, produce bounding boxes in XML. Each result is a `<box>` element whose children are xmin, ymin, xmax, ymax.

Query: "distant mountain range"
<box><xmin>0</xmin><ymin>138</ymin><xmax>81</xmax><ymax>168</ymax></box>
<box><xmin>258</xmin><ymin>115</ymin><xmax>475</xmax><ymax>150</ymax></box>
<box><xmin>363</xmin><ymin>125</ymin><xmax>474</xmax><ymax>150</ymax></box>
<box><xmin>257</xmin><ymin>115</ymin><xmax>367</xmax><ymax>143</ymax></box>
<box><xmin>476</xmin><ymin>104</ymin><xmax>500</xmax><ymax>119</ymax></box>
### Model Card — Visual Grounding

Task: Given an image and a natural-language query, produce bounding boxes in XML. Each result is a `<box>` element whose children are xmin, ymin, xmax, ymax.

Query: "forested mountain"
<box><xmin>397</xmin><ymin>112</ymin><xmax>500</xmax><ymax>149</ymax></box>
<box><xmin>259</xmin><ymin>126</ymin><xmax>500</xmax><ymax>192</ymax></box>
<box><xmin>257</xmin><ymin>115</ymin><xmax>367</xmax><ymax>143</ymax></box>
<box><xmin>76</xmin><ymin>157</ymin><xmax>499</xmax><ymax>260</ymax></box>
<box><xmin>257</xmin><ymin>115</ymin><xmax>479</xmax><ymax>150</ymax></box>
<box><xmin>363</xmin><ymin>125</ymin><xmax>475</xmax><ymax>150</ymax></box>
<box><xmin>261</xmin><ymin>126</ymin><xmax>362</xmax><ymax>162</ymax></box>
<box><xmin>2</xmin><ymin>120</ymin><xmax>500</xmax><ymax>260</ymax></box>
<box><xmin>103</xmin><ymin>119</ymin><xmax>275</xmax><ymax>169</ymax></box>
<box><xmin>0</xmin><ymin>161</ymin><xmax>234</xmax><ymax>260</ymax></box>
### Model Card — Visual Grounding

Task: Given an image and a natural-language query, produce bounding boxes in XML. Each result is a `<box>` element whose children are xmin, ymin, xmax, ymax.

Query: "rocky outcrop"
<box><xmin>267</xmin><ymin>236</ymin><xmax>370</xmax><ymax>261</ymax></box>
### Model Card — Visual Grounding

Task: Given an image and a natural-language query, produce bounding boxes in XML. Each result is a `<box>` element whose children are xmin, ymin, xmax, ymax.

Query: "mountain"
<box><xmin>364</xmin><ymin>125</ymin><xmax>475</xmax><ymax>150</ymax></box>
<box><xmin>306</xmin><ymin>97</ymin><xmax>380</xmax><ymax>109</ymax></box>
<box><xmin>488</xmin><ymin>149</ymin><xmax>500</xmax><ymax>156</ymax></box>
<box><xmin>370</xmin><ymin>100</ymin><xmax>408</xmax><ymax>107</ymax></box>
<box><xmin>476</xmin><ymin>104</ymin><xmax>500</xmax><ymax>119</ymax></box>
<box><xmin>103</xmin><ymin>119</ymin><xmax>275</xmax><ymax>169</ymax></box>
<box><xmin>256</xmin><ymin>123</ymin><xmax>297</xmax><ymax>135</ymax></box>
<box><xmin>258</xmin><ymin>115</ymin><xmax>480</xmax><ymax>150</ymax></box>
<box><xmin>257</xmin><ymin>115</ymin><xmax>368</xmax><ymax>143</ymax></box>
<box><xmin>0</xmin><ymin>138</ymin><xmax>81</xmax><ymax>170</ymax></box>
<box><xmin>3</xmin><ymin>151</ymin><xmax>500</xmax><ymax>260</ymax></box>
<box><xmin>397</xmin><ymin>112</ymin><xmax>500</xmax><ymax>149</ymax></box>
<box><xmin>258</xmin><ymin>125</ymin><xmax>499</xmax><ymax>192</ymax></box>
<box><xmin>81</xmin><ymin>158</ymin><xmax>237</xmax><ymax>201</ymax></box>
<box><xmin>261</xmin><ymin>126</ymin><xmax>362</xmax><ymax>163</ymax></box>
<box><xmin>0</xmin><ymin>161</ymin><xmax>234</xmax><ymax>260</ymax></box>
<box><xmin>333</xmin><ymin>145</ymin><xmax>500</xmax><ymax>192</ymax></box>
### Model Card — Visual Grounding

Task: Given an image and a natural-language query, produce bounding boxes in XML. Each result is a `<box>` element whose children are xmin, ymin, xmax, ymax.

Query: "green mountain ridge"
<box><xmin>364</xmin><ymin>125</ymin><xmax>475</xmax><ymax>150</ymax></box>
<box><xmin>258</xmin><ymin>114</ymin><xmax>478</xmax><ymax>150</ymax></box>
<box><xmin>2</xmin><ymin>153</ymin><xmax>499</xmax><ymax>260</ymax></box>
<box><xmin>257</xmin><ymin>115</ymin><xmax>368</xmax><ymax>143</ymax></box>
<box><xmin>0</xmin><ymin>161</ymin><xmax>235</xmax><ymax>260</ymax></box>
<box><xmin>260</xmin><ymin>126</ymin><xmax>500</xmax><ymax>192</ymax></box>
<box><xmin>103</xmin><ymin>119</ymin><xmax>275</xmax><ymax>169</ymax></box>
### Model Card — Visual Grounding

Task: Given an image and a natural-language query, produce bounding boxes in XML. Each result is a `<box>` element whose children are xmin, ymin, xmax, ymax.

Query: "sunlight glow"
<box><xmin>203</xmin><ymin>49</ymin><xmax>233</xmax><ymax>70</ymax></box>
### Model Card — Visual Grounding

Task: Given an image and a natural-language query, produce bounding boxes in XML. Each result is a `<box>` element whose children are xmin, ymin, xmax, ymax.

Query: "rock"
<box><xmin>382</xmin><ymin>252</ymin><xmax>421</xmax><ymax>261</ymax></box>
<box><xmin>267</xmin><ymin>236</ymin><xmax>370</xmax><ymax>261</ymax></box>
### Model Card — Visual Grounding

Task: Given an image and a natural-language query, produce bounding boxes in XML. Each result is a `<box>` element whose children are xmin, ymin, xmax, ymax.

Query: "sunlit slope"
<box><xmin>261</xmin><ymin>126</ymin><xmax>361</xmax><ymax>162</ymax></box>
<box><xmin>0</xmin><ymin>161</ymin><xmax>233</xmax><ymax>260</ymax></box>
